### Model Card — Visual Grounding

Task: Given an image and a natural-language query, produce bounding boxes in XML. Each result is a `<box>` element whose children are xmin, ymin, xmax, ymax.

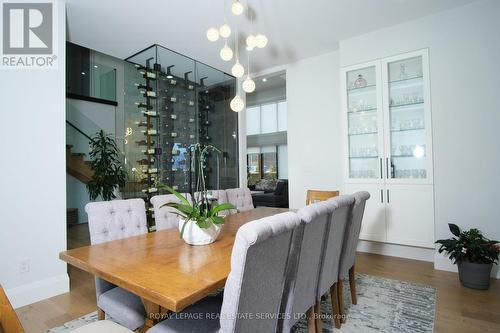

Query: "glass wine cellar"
<box><xmin>122</xmin><ymin>44</ymin><xmax>238</xmax><ymax>224</ymax></box>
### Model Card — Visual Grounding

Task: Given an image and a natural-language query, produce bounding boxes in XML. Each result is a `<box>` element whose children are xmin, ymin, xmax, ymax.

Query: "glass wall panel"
<box><xmin>123</xmin><ymin>44</ymin><xmax>238</xmax><ymax>228</ymax></box>
<box><xmin>387</xmin><ymin>55</ymin><xmax>427</xmax><ymax>180</ymax></box>
<box><xmin>346</xmin><ymin>65</ymin><xmax>380</xmax><ymax>179</ymax></box>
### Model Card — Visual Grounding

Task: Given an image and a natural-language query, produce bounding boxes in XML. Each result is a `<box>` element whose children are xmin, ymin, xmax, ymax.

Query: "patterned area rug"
<box><xmin>46</xmin><ymin>274</ymin><xmax>435</xmax><ymax>333</ymax></box>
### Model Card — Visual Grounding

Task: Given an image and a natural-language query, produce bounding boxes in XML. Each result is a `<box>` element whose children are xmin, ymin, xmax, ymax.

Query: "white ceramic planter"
<box><xmin>179</xmin><ymin>218</ymin><xmax>222</xmax><ymax>245</ymax></box>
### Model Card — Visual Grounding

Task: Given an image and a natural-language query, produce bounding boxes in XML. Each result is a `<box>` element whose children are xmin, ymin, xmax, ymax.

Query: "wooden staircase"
<box><xmin>66</xmin><ymin>145</ymin><xmax>93</xmax><ymax>183</ymax></box>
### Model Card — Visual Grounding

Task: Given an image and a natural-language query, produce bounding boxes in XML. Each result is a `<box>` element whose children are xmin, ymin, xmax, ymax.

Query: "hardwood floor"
<box><xmin>14</xmin><ymin>224</ymin><xmax>500</xmax><ymax>332</ymax></box>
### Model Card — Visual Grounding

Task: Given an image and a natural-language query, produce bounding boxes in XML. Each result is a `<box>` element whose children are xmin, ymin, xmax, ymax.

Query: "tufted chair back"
<box><xmin>316</xmin><ymin>195</ymin><xmax>354</xmax><ymax>298</ymax></box>
<box><xmin>281</xmin><ymin>201</ymin><xmax>330</xmax><ymax>331</ymax></box>
<box><xmin>150</xmin><ymin>193</ymin><xmax>193</xmax><ymax>231</ymax></box>
<box><xmin>85</xmin><ymin>199</ymin><xmax>148</xmax><ymax>299</ymax></box>
<box><xmin>85</xmin><ymin>199</ymin><xmax>148</xmax><ymax>245</ymax></box>
<box><xmin>338</xmin><ymin>191</ymin><xmax>370</xmax><ymax>278</ymax></box>
<box><xmin>194</xmin><ymin>190</ymin><xmax>231</xmax><ymax>216</ymax></box>
<box><xmin>219</xmin><ymin>212</ymin><xmax>301</xmax><ymax>333</ymax></box>
<box><xmin>225</xmin><ymin>187</ymin><xmax>254</xmax><ymax>213</ymax></box>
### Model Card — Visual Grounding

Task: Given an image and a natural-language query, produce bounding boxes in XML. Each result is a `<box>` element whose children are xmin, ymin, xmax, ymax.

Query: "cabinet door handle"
<box><xmin>387</xmin><ymin>189</ymin><xmax>390</xmax><ymax>203</ymax></box>
<box><xmin>379</xmin><ymin>158</ymin><xmax>383</xmax><ymax>179</ymax></box>
<box><xmin>380</xmin><ymin>189</ymin><xmax>384</xmax><ymax>203</ymax></box>
<box><xmin>386</xmin><ymin>157</ymin><xmax>389</xmax><ymax>179</ymax></box>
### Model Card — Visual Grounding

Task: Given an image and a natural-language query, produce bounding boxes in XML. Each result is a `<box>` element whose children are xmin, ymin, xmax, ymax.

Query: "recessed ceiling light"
<box><xmin>262</xmin><ymin>78</ymin><xmax>267</xmax><ymax>82</ymax></box>
<box><xmin>93</xmin><ymin>65</ymin><xmax>98</xmax><ymax>69</ymax></box>
<box><xmin>81</xmin><ymin>72</ymin><xmax>86</xmax><ymax>75</ymax></box>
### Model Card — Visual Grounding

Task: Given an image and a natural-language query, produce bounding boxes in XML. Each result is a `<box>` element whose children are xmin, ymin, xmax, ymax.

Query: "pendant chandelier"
<box><xmin>206</xmin><ymin>0</ymin><xmax>268</xmax><ymax>112</ymax></box>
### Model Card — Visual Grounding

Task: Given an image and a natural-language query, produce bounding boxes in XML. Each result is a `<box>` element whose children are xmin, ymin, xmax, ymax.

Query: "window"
<box><xmin>246</xmin><ymin>106</ymin><xmax>261</xmax><ymax>135</ymax></box>
<box><xmin>246</xmin><ymin>100</ymin><xmax>287</xmax><ymax>135</ymax></box>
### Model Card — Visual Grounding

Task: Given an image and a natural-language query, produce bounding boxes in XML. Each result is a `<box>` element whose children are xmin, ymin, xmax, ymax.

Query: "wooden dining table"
<box><xmin>59</xmin><ymin>207</ymin><xmax>290</xmax><ymax>331</ymax></box>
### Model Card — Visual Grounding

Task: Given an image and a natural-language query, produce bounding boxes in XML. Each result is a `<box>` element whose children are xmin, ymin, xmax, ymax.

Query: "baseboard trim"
<box><xmin>434</xmin><ymin>252</ymin><xmax>500</xmax><ymax>279</ymax></box>
<box><xmin>357</xmin><ymin>240</ymin><xmax>435</xmax><ymax>262</ymax></box>
<box><xmin>6</xmin><ymin>273</ymin><xmax>70</xmax><ymax>309</ymax></box>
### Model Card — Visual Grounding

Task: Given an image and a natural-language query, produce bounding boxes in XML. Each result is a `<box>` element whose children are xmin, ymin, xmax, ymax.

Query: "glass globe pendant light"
<box><xmin>231</xmin><ymin>30</ymin><xmax>244</xmax><ymax>78</ymax></box>
<box><xmin>246</xmin><ymin>35</ymin><xmax>256</xmax><ymax>50</ymax></box>
<box><xmin>230</xmin><ymin>95</ymin><xmax>245</xmax><ymax>112</ymax></box>
<box><xmin>242</xmin><ymin>45</ymin><xmax>255</xmax><ymax>93</ymax></box>
<box><xmin>219</xmin><ymin>24</ymin><xmax>231</xmax><ymax>38</ymax></box>
<box><xmin>232</xmin><ymin>61</ymin><xmax>244</xmax><ymax>78</ymax></box>
<box><xmin>206</xmin><ymin>27</ymin><xmax>220</xmax><ymax>42</ymax></box>
<box><xmin>242</xmin><ymin>76</ymin><xmax>255</xmax><ymax>93</ymax></box>
<box><xmin>231</xmin><ymin>1</ymin><xmax>244</xmax><ymax>16</ymax></box>
<box><xmin>220</xmin><ymin>41</ymin><xmax>233</xmax><ymax>61</ymax></box>
<box><xmin>255</xmin><ymin>34</ymin><xmax>268</xmax><ymax>48</ymax></box>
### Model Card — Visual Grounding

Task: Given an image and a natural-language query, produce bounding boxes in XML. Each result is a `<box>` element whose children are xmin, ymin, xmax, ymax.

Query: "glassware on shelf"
<box><xmin>354</xmin><ymin>74</ymin><xmax>367</xmax><ymax>88</ymax></box>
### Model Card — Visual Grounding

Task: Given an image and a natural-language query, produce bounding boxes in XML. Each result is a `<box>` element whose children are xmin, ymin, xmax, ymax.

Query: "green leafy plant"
<box><xmin>86</xmin><ymin>130</ymin><xmax>127</xmax><ymax>201</ymax></box>
<box><xmin>159</xmin><ymin>144</ymin><xmax>237</xmax><ymax>238</ymax></box>
<box><xmin>436</xmin><ymin>224</ymin><xmax>500</xmax><ymax>265</ymax></box>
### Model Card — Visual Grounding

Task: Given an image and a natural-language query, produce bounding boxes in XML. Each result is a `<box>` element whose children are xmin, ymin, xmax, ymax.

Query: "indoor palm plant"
<box><xmin>436</xmin><ymin>223</ymin><xmax>499</xmax><ymax>289</ymax></box>
<box><xmin>159</xmin><ymin>144</ymin><xmax>236</xmax><ymax>245</ymax></box>
<box><xmin>86</xmin><ymin>130</ymin><xmax>127</xmax><ymax>201</ymax></box>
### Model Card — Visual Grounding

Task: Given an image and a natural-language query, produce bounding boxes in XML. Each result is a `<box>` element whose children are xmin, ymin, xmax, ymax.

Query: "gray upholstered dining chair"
<box><xmin>194</xmin><ymin>190</ymin><xmax>232</xmax><ymax>216</ymax></box>
<box><xmin>225</xmin><ymin>187</ymin><xmax>254</xmax><ymax>213</ymax></box>
<box><xmin>85</xmin><ymin>199</ymin><xmax>148</xmax><ymax>331</ymax></box>
<box><xmin>150</xmin><ymin>193</ymin><xmax>193</xmax><ymax>231</ymax></box>
<box><xmin>337</xmin><ymin>191</ymin><xmax>370</xmax><ymax>323</ymax></box>
<box><xmin>316</xmin><ymin>195</ymin><xmax>355</xmax><ymax>330</ymax></box>
<box><xmin>148</xmin><ymin>211</ymin><xmax>301</xmax><ymax>333</ymax></box>
<box><xmin>281</xmin><ymin>200</ymin><xmax>333</xmax><ymax>333</ymax></box>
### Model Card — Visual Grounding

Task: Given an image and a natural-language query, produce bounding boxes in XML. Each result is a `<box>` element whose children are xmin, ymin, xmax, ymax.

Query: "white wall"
<box><xmin>0</xmin><ymin>2</ymin><xmax>69</xmax><ymax>307</ymax></box>
<box><xmin>338</xmin><ymin>0</ymin><xmax>500</xmax><ymax>277</ymax></box>
<box><xmin>286</xmin><ymin>51</ymin><xmax>344</xmax><ymax>209</ymax></box>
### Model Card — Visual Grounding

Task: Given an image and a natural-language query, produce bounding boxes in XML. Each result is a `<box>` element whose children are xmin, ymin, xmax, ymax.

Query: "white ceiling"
<box><xmin>66</xmin><ymin>0</ymin><xmax>477</xmax><ymax>74</ymax></box>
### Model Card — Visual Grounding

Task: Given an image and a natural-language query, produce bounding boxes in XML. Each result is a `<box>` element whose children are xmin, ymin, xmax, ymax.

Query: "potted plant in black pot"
<box><xmin>436</xmin><ymin>223</ymin><xmax>500</xmax><ymax>290</ymax></box>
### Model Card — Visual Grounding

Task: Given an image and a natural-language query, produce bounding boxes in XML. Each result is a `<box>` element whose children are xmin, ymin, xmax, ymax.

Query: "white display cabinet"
<box><xmin>341</xmin><ymin>49</ymin><xmax>434</xmax><ymax>248</ymax></box>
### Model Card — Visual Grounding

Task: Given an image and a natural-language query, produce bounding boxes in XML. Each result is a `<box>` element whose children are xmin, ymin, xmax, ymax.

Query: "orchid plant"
<box><xmin>159</xmin><ymin>144</ymin><xmax>237</xmax><ymax>238</ymax></box>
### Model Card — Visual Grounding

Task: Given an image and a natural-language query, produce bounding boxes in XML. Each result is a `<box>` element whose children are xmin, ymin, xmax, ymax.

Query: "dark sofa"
<box><xmin>251</xmin><ymin>179</ymin><xmax>289</xmax><ymax>208</ymax></box>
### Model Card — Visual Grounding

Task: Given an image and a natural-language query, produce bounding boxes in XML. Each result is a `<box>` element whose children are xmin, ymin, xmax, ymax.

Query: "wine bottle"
<box><xmin>134</xmin><ymin>83</ymin><xmax>150</xmax><ymax>90</ymax></box>
<box><xmin>143</xmin><ymin>71</ymin><xmax>157</xmax><ymax>80</ymax></box>
<box><xmin>141</xmin><ymin>90</ymin><xmax>157</xmax><ymax>98</ymax></box>
<box><xmin>137</xmin><ymin>158</ymin><xmax>154</xmax><ymax>165</ymax></box>
<box><xmin>170</xmin><ymin>114</ymin><xmax>177</xmax><ymax>120</ymax></box>
<box><xmin>170</xmin><ymin>132</ymin><xmax>178</xmax><ymax>138</ymax></box>
<box><xmin>141</xmin><ymin>129</ymin><xmax>157</xmax><ymax>135</ymax></box>
<box><xmin>141</xmin><ymin>149</ymin><xmax>156</xmax><ymax>155</ymax></box>
<box><xmin>188</xmin><ymin>100</ymin><xmax>195</xmax><ymax>106</ymax></box>
<box><xmin>134</xmin><ymin>121</ymin><xmax>152</xmax><ymax>128</ymax></box>
<box><xmin>136</xmin><ymin>139</ymin><xmax>155</xmax><ymax>146</ymax></box>
<box><xmin>135</xmin><ymin>102</ymin><xmax>152</xmax><ymax>110</ymax></box>
<box><xmin>170</xmin><ymin>96</ymin><xmax>177</xmax><ymax>103</ymax></box>
<box><xmin>141</xmin><ymin>110</ymin><xmax>157</xmax><ymax>117</ymax></box>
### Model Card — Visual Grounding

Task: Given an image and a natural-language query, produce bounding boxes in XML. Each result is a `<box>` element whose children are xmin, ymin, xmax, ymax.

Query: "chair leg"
<box><xmin>338</xmin><ymin>279</ymin><xmax>346</xmax><ymax>323</ymax></box>
<box><xmin>314</xmin><ymin>300</ymin><xmax>322</xmax><ymax>333</ymax></box>
<box><xmin>97</xmin><ymin>307</ymin><xmax>105</xmax><ymax>320</ymax></box>
<box><xmin>330</xmin><ymin>283</ymin><xmax>341</xmax><ymax>329</ymax></box>
<box><xmin>306</xmin><ymin>306</ymin><xmax>316</xmax><ymax>333</ymax></box>
<box><xmin>349</xmin><ymin>265</ymin><xmax>357</xmax><ymax>305</ymax></box>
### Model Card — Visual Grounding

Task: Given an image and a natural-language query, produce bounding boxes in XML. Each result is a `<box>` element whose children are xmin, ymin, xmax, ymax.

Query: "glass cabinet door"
<box><xmin>384</xmin><ymin>51</ymin><xmax>431</xmax><ymax>183</ymax></box>
<box><xmin>345</xmin><ymin>65</ymin><xmax>382</xmax><ymax>180</ymax></box>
